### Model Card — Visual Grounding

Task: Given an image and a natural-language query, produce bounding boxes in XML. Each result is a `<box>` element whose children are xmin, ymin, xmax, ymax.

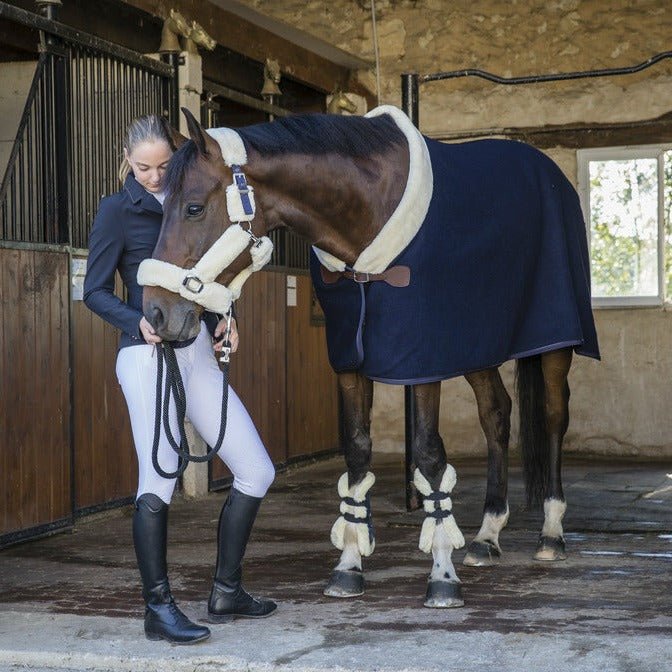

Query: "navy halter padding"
<box><xmin>230</xmin><ymin>165</ymin><xmax>254</xmax><ymax>217</ymax></box>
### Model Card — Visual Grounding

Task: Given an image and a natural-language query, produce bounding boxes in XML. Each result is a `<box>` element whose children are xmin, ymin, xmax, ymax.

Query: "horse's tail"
<box><xmin>515</xmin><ymin>355</ymin><xmax>548</xmax><ymax>509</ymax></box>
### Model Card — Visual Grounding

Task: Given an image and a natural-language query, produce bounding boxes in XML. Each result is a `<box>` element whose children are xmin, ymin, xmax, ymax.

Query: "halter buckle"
<box><xmin>182</xmin><ymin>275</ymin><xmax>204</xmax><ymax>294</ymax></box>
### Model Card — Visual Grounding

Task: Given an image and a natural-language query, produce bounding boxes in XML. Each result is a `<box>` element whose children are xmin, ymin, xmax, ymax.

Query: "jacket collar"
<box><xmin>124</xmin><ymin>173</ymin><xmax>164</xmax><ymax>215</ymax></box>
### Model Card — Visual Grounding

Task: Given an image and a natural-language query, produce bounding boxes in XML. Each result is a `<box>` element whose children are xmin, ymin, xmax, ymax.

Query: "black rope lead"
<box><xmin>151</xmin><ymin>341</ymin><xmax>230</xmax><ymax>479</ymax></box>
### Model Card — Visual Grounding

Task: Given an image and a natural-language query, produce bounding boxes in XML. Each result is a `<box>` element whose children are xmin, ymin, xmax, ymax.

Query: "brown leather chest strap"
<box><xmin>320</xmin><ymin>265</ymin><xmax>410</xmax><ymax>287</ymax></box>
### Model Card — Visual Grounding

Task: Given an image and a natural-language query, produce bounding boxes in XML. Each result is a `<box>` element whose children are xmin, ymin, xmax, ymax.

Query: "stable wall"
<box><xmin>233</xmin><ymin>0</ymin><xmax>672</xmax><ymax>458</ymax></box>
<box><xmin>0</xmin><ymin>61</ymin><xmax>35</xmax><ymax>180</ymax></box>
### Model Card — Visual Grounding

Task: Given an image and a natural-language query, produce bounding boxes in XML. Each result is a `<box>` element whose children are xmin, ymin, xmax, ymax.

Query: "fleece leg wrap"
<box><xmin>414</xmin><ymin>466</ymin><xmax>465</xmax><ymax>553</ymax></box>
<box><xmin>330</xmin><ymin>472</ymin><xmax>375</xmax><ymax>557</ymax></box>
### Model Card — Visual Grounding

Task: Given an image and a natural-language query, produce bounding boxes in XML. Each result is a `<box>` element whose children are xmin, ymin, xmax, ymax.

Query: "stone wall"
<box><xmin>236</xmin><ymin>0</ymin><xmax>672</xmax><ymax>130</ymax></box>
<box><xmin>237</xmin><ymin>0</ymin><xmax>672</xmax><ymax>458</ymax></box>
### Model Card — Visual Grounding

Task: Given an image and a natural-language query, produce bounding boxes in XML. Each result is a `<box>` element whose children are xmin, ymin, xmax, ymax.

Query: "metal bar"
<box><xmin>0</xmin><ymin>54</ymin><xmax>47</xmax><ymax>210</ymax></box>
<box><xmin>403</xmin><ymin>385</ymin><xmax>420</xmax><ymax>511</ymax></box>
<box><xmin>400</xmin><ymin>79</ymin><xmax>421</xmax><ymax>511</ymax></box>
<box><xmin>401</xmin><ymin>72</ymin><xmax>419</xmax><ymax>126</ymax></box>
<box><xmin>203</xmin><ymin>80</ymin><xmax>292</xmax><ymax>118</ymax></box>
<box><xmin>162</xmin><ymin>52</ymin><xmax>180</xmax><ymax>127</ymax></box>
<box><xmin>54</xmin><ymin>45</ymin><xmax>70</xmax><ymax>243</ymax></box>
<box><xmin>421</xmin><ymin>49</ymin><xmax>672</xmax><ymax>85</ymax></box>
<box><xmin>0</xmin><ymin>1</ymin><xmax>172</xmax><ymax>76</ymax></box>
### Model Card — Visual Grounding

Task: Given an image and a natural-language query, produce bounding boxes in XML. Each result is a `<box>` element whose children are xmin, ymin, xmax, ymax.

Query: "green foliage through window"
<box><xmin>586</xmin><ymin>151</ymin><xmax>671</xmax><ymax>302</ymax></box>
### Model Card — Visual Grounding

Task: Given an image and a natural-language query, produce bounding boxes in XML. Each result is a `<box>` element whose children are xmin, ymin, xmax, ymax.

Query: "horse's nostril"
<box><xmin>149</xmin><ymin>304</ymin><xmax>164</xmax><ymax>330</ymax></box>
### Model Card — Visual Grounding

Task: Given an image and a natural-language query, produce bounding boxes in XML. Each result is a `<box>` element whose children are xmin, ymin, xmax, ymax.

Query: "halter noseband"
<box><xmin>137</xmin><ymin>149</ymin><xmax>273</xmax><ymax>314</ymax></box>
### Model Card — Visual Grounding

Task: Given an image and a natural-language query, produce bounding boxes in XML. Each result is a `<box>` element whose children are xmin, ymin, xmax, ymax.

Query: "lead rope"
<box><xmin>151</xmin><ymin>313</ymin><xmax>232</xmax><ymax>480</ymax></box>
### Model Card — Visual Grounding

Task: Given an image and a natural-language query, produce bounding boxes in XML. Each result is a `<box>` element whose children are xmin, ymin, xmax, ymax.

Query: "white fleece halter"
<box><xmin>137</xmin><ymin>129</ymin><xmax>273</xmax><ymax>314</ymax></box>
<box><xmin>312</xmin><ymin>105</ymin><xmax>434</xmax><ymax>274</ymax></box>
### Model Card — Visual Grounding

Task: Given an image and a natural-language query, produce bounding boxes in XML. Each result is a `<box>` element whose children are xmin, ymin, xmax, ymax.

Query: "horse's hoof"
<box><xmin>534</xmin><ymin>535</ymin><xmax>567</xmax><ymax>561</ymax></box>
<box><xmin>463</xmin><ymin>539</ymin><xmax>502</xmax><ymax>567</ymax></box>
<box><xmin>424</xmin><ymin>580</ymin><xmax>464</xmax><ymax>608</ymax></box>
<box><xmin>323</xmin><ymin>569</ymin><xmax>364</xmax><ymax>598</ymax></box>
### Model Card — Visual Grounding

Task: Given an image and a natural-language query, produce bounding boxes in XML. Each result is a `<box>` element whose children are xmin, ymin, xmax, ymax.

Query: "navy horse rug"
<box><xmin>310</xmin><ymin>106</ymin><xmax>599</xmax><ymax>384</ymax></box>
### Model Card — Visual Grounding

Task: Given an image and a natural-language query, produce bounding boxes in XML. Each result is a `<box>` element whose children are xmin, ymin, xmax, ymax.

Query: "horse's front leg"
<box><xmin>323</xmin><ymin>371</ymin><xmax>374</xmax><ymax>598</ymax></box>
<box><xmin>463</xmin><ymin>367</ymin><xmax>512</xmax><ymax>566</ymax></box>
<box><xmin>411</xmin><ymin>382</ymin><xmax>465</xmax><ymax>608</ymax></box>
<box><xmin>535</xmin><ymin>348</ymin><xmax>572</xmax><ymax>561</ymax></box>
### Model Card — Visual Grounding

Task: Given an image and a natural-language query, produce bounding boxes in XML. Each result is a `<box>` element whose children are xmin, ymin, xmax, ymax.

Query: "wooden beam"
<box><xmin>430</xmin><ymin>111</ymin><xmax>672</xmax><ymax>149</ymax></box>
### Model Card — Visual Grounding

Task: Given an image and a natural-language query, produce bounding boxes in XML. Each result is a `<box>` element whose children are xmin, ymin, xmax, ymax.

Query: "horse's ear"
<box><xmin>160</xmin><ymin>116</ymin><xmax>188</xmax><ymax>152</ymax></box>
<box><xmin>181</xmin><ymin>106</ymin><xmax>211</xmax><ymax>155</ymax></box>
<box><xmin>181</xmin><ymin>107</ymin><xmax>225</xmax><ymax>159</ymax></box>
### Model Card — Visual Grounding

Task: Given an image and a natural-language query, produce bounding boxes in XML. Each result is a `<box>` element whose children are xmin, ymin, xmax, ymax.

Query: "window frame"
<box><xmin>577</xmin><ymin>144</ymin><xmax>669</xmax><ymax>308</ymax></box>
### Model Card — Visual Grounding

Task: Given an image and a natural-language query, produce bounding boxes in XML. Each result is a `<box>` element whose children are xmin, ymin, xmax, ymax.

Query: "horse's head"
<box><xmin>140</xmin><ymin>108</ymin><xmax>272</xmax><ymax>342</ymax></box>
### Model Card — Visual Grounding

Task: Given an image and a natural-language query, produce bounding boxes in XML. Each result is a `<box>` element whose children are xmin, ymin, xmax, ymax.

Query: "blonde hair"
<box><xmin>118</xmin><ymin>114</ymin><xmax>172</xmax><ymax>184</ymax></box>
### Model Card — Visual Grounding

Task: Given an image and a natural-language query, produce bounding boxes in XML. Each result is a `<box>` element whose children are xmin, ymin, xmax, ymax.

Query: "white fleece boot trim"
<box><xmin>312</xmin><ymin>104</ymin><xmax>433</xmax><ymax>274</ymax></box>
<box><xmin>330</xmin><ymin>472</ymin><xmax>376</xmax><ymax>557</ymax></box>
<box><xmin>413</xmin><ymin>466</ymin><xmax>465</xmax><ymax>553</ymax></box>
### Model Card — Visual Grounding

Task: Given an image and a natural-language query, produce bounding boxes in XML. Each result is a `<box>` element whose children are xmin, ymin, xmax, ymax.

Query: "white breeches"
<box><xmin>116</xmin><ymin>323</ymin><xmax>275</xmax><ymax>504</ymax></box>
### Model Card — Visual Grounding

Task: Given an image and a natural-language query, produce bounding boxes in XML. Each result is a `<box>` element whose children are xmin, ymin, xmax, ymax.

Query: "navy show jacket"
<box><xmin>84</xmin><ymin>174</ymin><xmax>163</xmax><ymax>349</ymax></box>
<box><xmin>84</xmin><ymin>174</ymin><xmax>226</xmax><ymax>350</ymax></box>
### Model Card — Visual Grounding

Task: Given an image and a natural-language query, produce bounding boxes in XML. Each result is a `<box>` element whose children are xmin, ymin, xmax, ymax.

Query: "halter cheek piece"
<box><xmin>137</xmin><ymin>162</ymin><xmax>273</xmax><ymax>315</ymax></box>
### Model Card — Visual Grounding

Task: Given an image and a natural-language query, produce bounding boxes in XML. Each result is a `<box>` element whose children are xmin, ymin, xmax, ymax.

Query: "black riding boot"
<box><xmin>207</xmin><ymin>488</ymin><xmax>277</xmax><ymax>622</ymax></box>
<box><xmin>133</xmin><ymin>493</ymin><xmax>210</xmax><ymax>644</ymax></box>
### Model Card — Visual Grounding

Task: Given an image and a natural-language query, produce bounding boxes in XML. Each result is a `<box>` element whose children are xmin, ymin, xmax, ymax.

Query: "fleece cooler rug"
<box><xmin>310</xmin><ymin>131</ymin><xmax>599</xmax><ymax>384</ymax></box>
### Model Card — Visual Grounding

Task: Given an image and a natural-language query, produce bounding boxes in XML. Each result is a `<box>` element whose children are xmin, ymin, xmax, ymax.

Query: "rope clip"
<box><xmin>219</xmin><ymin>309</ymin><xmax>233</xmax><ymax>364</ymax></box>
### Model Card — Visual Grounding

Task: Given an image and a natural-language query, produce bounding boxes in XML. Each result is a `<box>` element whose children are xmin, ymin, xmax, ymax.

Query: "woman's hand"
<box><xmin>214</xmin><ymin>316</ymin><xmax>239</xmax><ymax>354</ymax></box>
<box><xmin>139</xmin><ymin>316</ymin><xmax>162</xmax><ymax>345</ymax></box>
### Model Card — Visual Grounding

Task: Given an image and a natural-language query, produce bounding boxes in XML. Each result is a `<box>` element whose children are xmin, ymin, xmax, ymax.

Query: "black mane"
<box><xmin>162</xmin><ymin>112</ymin><xmax>406</xmax><ymax>194</ymax></box>
<box><xmin>237</xmin><ymin>112</ymin><xmax>405</xmax><ymax>158</ymax></box>
<box><xmin>162</xmin><ymin>139</ymin><xmax>199</xmax><ymax>197</ymax></box>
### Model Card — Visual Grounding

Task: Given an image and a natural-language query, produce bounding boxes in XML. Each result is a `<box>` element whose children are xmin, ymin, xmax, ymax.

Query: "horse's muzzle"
<box><xmin>143</xmin><ymin>287</ymin><xmax>202</xmax><ymax>342</ymax></box>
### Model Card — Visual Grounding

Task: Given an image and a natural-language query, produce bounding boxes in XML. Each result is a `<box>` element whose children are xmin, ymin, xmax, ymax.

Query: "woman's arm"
<box><xmin>83</xmin><ymin>197</ymin><xmax>145</xmax><ymax>339</ymax></box>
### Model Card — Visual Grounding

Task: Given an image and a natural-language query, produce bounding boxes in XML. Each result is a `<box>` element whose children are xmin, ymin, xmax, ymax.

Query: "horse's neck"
<box><xmin>247</xmin><ymin>145</ymin><xmax>409</xmax><ymax>266</ymax></box>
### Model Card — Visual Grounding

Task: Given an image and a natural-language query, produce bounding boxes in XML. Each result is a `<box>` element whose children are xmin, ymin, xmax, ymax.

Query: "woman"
<box><xmin>84</xmin><ymin>115</ymin><xmax>276</xmax><ymax>645</ymax></box>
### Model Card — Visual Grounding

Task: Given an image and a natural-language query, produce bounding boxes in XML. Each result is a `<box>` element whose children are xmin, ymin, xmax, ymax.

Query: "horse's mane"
<box><xmin>237</xmin><ymin>113</ymin><xmax>405</xmax><ymax>157</ymax></box>
<box><xmin>162</xmin><ymin>113</ymin><xmax>405</xmax><ymax>195</ymax></box>
<box><xmin>162</xmin><ymin>140</ymin><xmax>200</xmax><ymax>196</ymax></box>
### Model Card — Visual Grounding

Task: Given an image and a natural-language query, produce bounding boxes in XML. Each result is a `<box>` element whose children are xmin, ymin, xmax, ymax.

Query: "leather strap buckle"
<box><xmin>182</xmin><ymin>275</ymin><xmax>204</xmax><ymax>294</ymax></box>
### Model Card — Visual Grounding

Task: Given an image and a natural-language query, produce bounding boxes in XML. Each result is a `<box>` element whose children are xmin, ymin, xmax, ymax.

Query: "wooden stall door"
<box><xmin>211</xmin><ymin>270</ymin><xmax>287</xmax><ymax>485</ymax></box>
<box><xmin>286</xmin><ymin>273</ymin><xmax>339</xmax><ymax>459</ymax></box>
<box><xmin>71</xmin><ymin>258</ymin><xmax>137</xmax><ymax>511</ymax></box>
<box><xmin>0</xmin><ymin>248</ymin><xmax>71</xmax><ymax>540</ymax></box>
<box><xmin>210</xmin><ymin>269</ymin><xmax>338</xmax><ymax>487</ymax></box>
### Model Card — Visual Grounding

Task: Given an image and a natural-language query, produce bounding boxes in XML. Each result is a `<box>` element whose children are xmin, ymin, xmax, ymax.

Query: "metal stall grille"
<box><xmin>0</xmin><ymin>2</ymin><xmax>175</xmax><ymax>249</ymax></box>
<box><xmin>69</xmin><ymin>49</ymin><xmax>172</xmax><ymax>250</ymax></box>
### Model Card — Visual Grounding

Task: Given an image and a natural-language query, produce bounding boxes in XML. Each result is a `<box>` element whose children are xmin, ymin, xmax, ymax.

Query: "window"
<box><xmin>577</xmin><ymin>146</ymin><xmax>672</xmax><ymax>307</ymax></box>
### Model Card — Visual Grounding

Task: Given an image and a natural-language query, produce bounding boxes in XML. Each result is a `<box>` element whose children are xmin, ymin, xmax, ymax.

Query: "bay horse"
<box><xmin>139</xmin><ymin>106</ymin><xmax>599</xmax><ymax>608</ymax></box>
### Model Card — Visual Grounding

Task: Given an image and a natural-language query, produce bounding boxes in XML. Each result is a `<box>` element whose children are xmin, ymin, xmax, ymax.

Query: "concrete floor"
<box><xmin>1</xmin><ymin>453</ymin><xmax>672</xmax><ymax>672</ymax></box>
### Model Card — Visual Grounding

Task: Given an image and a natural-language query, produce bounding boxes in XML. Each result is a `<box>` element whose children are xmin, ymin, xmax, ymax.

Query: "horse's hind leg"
<box><xmin>411</xmin><ymin>382</ymin><xmax>465</xmax><ymax>608</ymax></box>
<box><xmin>324</xmin><ymin>371</ymin><xmax>374</xmax><ymax>598</ymax></box>
<box><xmin>535</xmin><ymin>348</ymin><xmax>572</xmax><ymax>561</ymax></box>
<box><xmin>462</xmin><ymin>367</ymin><xmax>512</xmax><ymax>567</ymax></box>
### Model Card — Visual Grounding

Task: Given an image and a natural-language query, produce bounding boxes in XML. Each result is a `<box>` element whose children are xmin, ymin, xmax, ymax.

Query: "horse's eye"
<box><xmin>187</xmin><ymin>204</ymin><xmax>204</xmax><ymax>217</ymax></box>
